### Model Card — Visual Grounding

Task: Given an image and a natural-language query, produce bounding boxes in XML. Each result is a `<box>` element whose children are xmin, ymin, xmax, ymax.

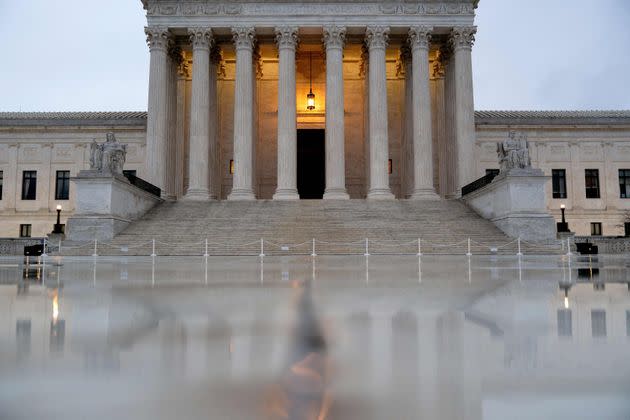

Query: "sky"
<box><xmin>0</xmin><ymin>0</ymin><xmax>629</xmax><ymax>112</ymax></box>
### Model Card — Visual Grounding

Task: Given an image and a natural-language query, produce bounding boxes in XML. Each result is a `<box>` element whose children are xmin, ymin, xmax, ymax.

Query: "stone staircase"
<box><xmin>60</xmin><ymin>200</ymin><xmax>561</xmax><ymax>256</ymax></box>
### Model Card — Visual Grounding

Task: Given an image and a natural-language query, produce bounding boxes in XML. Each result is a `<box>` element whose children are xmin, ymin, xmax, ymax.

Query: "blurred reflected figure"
<box><xmin>267</xmin><ymin>279</ymin><xmax>332</xmax><ymax>420</ymax></box>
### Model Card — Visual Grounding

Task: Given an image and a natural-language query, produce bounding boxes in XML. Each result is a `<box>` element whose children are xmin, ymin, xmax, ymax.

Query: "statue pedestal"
<box><xmin>66</xmin><ymin>172</ymin><xmax>163</xmax><ymax>242</ymax></box>
<box><xmin>463</xmin><ymin>169</ymin><xmax>556</xmax><ymax>242</ymax></box>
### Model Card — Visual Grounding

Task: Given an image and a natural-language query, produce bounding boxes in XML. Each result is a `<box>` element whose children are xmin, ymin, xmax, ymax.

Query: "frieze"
<box><xmin>145</xmin><ymin>2</ymin><xmax>475</xmax><ymax>17</ymax></box>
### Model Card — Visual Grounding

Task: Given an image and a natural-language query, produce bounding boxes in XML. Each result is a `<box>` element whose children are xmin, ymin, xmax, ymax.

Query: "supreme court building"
<box><xmin>1</xmin><ymin>0</ymin><xmax>630</xmax><ymax>239</ymax></box>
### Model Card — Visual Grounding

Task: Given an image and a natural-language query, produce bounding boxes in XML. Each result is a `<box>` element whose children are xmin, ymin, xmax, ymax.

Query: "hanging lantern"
<box><xmin>306</xmin><ymin>52</ymin><xmax>316</xmax><ymax>110</ymax></box>
<box><xmin>307</xmin><ymin>89</ymin><xmax>315</xmax><ymax>111</ymax></box>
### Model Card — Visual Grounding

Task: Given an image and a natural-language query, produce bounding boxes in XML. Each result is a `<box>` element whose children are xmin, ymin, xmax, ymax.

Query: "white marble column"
<box><xmin>409</xmin><ymin>27</ymin><xmax>439</xmax><ymax>200</ymax></box>
<box><xmin>185</xmin><ymin>28</ymin><xmax>215</xmax><ymax>201</ymax></box>
<box><xmin>323</xmin><ymin>26</ymin><xmax>350</xmax><ymax>200</ymax></box>
<box><xmin>365</xmin><ymin>26</ymin><xmax>394</xmax><ymax>200</ymax></box>
<box><xmin>145</xmin><ymin>26</ymin><xmax>172</xmax><ymax>196</ymax></box>
<box><xmin>449</xmin><ymin>26</ymin><xmax>477</xmax><ymax>196</ymax></box>
<box><xmin>175</xmin><ymin>55</ymin><xmax>190</xmax><ymax>199</ymax></box>
<box><xmin>165</xmin><ymin>46</ymin><xmax>179</xmax><ymax>201</ymax></box>
<box><xmin>400</xmin><ymin>46</ymin><xmax>413</xmax><ymax>199</ymax></box>
<box><xmin>228</xmin><ymin>26</ymin><xmax>257</xmax><ymax>201</ymax></box>
<box><xmin>273</xmin><ymin>26</ymin><xmax>299</xmax><ymax>200</ymax></box>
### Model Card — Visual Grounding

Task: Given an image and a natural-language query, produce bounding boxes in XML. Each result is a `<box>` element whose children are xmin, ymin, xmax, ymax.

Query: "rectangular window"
<box><xmin>591</xmin><ymin>310</ymin><xmax>607</xmax><ymax>337</ymax></box>
<box><xmin>557</xmin><ymin>309</ymin><xmax>572</xmax><ymax>337</ymax></box>
<box><xmin>123</xmin><ymin>170</ymin><xmax>137</xmax><ymax>178</ymax></box>
<box><xmin>625</xmin><ymin>222</ymin><xmax>630</xmax><ymax>238</ymax></box>
<box><xmin>486</xmin><ymin>169</ymin><xmax>500</xmax><ymax>177</ymax></box>
<box><xmin>620</xmin><ymin>169</ymin><xmax>630</xmax><ymax>198</ymax></box>
<box><xmin>585</xmin><ymin>169</ymin><xmax>600</xmax><ymax>199</ymax></box>
<box><xmin>0</xmin><ymin>170</ymin><xmax>3</xmax><ymax>200</ymax></box>
<box><xmin>19</xmin><ymin>224</ymin><xmax>31</xmax><ymax>238</ymax></box>
<box><xmin>552</xmin><ymin>169</ymin><xmax>567</xmax><ymax>199</ymax></box>
<box><xmin>55</xmin><ymin>170</ymin><xmax>70</xmax><ymax>200</ymax></box>
<box><xmin>591</xmin><ymin>222</ymin><xmax>602</xmax><ymax>236</ymax></box>
<box><xmin>21</xmin><ymin>171</ymin><xmax>37</xmax><ymax>200</ymax></box>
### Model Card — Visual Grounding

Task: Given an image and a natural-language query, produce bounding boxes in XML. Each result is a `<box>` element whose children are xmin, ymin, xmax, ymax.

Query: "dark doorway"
<box><xmin>297</xmin><ymin>129</ymin><xmax>325</xmax><ymax>199</ymax></box>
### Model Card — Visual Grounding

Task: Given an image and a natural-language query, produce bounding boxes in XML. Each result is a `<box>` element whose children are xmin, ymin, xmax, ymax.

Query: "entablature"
<box><xmin>143</xmin><ymin>0</ymin><xmax>477</xmax><ymax>31</ymax></box>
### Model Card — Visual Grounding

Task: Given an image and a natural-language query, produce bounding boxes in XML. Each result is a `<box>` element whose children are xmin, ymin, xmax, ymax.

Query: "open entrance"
<box><xmin>297</xmin><ymin>129</ymin><xmax>325</xmax><ymax>199</ymax></box>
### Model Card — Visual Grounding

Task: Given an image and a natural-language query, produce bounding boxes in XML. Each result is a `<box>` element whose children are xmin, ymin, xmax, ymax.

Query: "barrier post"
<box><xmin>417</xmin><ymin>238</ymin><xmax>423</xmax><ymax>257</ymax></box>
<box><xmin>204</xmin><ymin>238</ymin><xmax>209</xmax><ymax>257</ymax></box>
<box><xmin>150</xmin><ymin>238</ymin><xmax>156</xmax><ymax>257</ymax></box>
<box><xmin>566</xmin><ymin>238</ymin><xmax>572</xmax><ymax>257</ymax></box>
<box><xmin>92</xmin><ymin>238</ymin><xmax>98</xmax><ymax>257</ymax></box>
<box><xmin>311</xmin><ymin>238</ymin><xmax>317</xmax><ymax>257</ymax></box>
<box><xmin>58</xmin><ymin>239</ymin><xmax>62</xmax><ymax>255</ymax></box>
<box><xmin>466</xmin><ymin>238</ymin><xmax>472</xmax><ymax>257</ymax></box>
<box><xmin>364</xmin><ymin>238</ymin><xmax>370</xmax><ymax>257</ymax></box>
<box><xmin>259</xmin><ymin>238</ymin><xmax>265</xmax><ymax>258</ymax></box>
<box><xmin>517</xmin><ymin>237</ymin><xmax>523</xmax><ymax>256</ymax></box>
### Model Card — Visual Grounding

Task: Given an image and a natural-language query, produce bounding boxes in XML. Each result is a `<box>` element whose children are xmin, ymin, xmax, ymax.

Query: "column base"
<box><xmin>228</xmin><ymin>188</ymin><xmax>256</xmax><ymax>201</ymax></box>
<box><xmin>272</xmin><ymin>189</ymin><xmax>300</xmax><ymax>200</ymax></box>
<box><xmin>323</xmin><ymin>188</ymin><xmax>350</xmax><ymax>200</ymax></box>
<box><xmin>409</xmin><ymin>189</ymin><xmax>440</xmax><ymax>201</ymax></box>
<box><xmin>367</xmin><ymin>189</ymin><xmax>395</xmax><ymax>200</ymax></box>
<box><xmin>183</xmin><ymin>188</ymin><xmax>216</xmax><ymax>201</ymax></box>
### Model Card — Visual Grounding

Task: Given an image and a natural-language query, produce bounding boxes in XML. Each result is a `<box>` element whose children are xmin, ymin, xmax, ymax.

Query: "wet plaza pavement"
<box><xmin>1</xmin><ymin>255</ymin><xmax>629</xmax><ymax>419</ymax></box>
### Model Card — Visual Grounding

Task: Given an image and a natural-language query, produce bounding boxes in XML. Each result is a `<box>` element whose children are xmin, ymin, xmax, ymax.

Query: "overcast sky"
<box><xmin>0</xmin><ymin>0</ymin><xmax>629</xmax><ymax>112</ymax></box>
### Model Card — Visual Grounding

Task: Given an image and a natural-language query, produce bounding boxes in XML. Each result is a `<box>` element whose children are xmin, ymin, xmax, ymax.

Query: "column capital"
<box><xmin>145</xmin><ymin>26</ymin><xmax>172</xmax><ymax>52</ymax></box>
<box><xmin>408</xmin><ymin>26</ymin><xmax>433</xmax><ymax>50</ymax></box>
<box><xmin>275</xmin><ymin>26</ymin><xmax>299</xmax><ymax>50</ymax></box>
<box><xmin>365</xmin><ymin>26</ymin><xmax>390</xmax><ymax>50</ymax></box>
<box><xmin>449</xmin><ymin>26</ymin><xmax>476</xmax><ymax>51</ymax></box>
<box><xmin>188</xmin><ymin>27</ymin><xmax>213</xmax><ymax>51</ymax></box>
<box><xmin>323</xmin><ymin>25</ymin><xmax>346</xmax><ymax>50</ymax></box>
<box><xmin>232</xmin><ymin>26</ymin><xmax>256</xmax><ymax>51</ymax></box>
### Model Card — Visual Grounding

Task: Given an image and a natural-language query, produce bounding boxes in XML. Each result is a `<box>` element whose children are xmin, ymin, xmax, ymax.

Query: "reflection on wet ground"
<box><xmin>0</xmin><ymin>255</ymin><xmax>630</xmax><ymax>420</ymax></box>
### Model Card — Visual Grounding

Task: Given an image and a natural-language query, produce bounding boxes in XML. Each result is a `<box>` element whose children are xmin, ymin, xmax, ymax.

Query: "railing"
<box><xmin>42</xmin><ymin>236</ymin><xmax>565</xmax><ymax>258</ymax></box>
<box><xmin>124</xmin><ymin>172</ymin><xmax>161</xmax><ymax>197</ymax></box>
<box><xmin>462</xmin><ymin>172</ymin><xmax>499</xmax><ymax>196</ymax></box>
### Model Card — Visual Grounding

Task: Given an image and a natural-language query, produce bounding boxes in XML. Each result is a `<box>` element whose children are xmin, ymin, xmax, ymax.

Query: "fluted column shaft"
<box><xmin>185</xmin><ymin>28</ymin><xmax>215</xmax><ymax>200</ymax></box>
<box><xmin>400</xmin><ymin>46</ymin><xmax>413</xmax><ymax>199</ymax></box>
<box><xmin>409</xmin><ymin>27</ymin><xmax>439</xmax><ymax>200</ymax></box>
<box><xmin>228</xmin><ymin>27</ymin><xmax>256</xmax><ymax>200</ymax></box>
<box><xmin>145</xmin><ymin>26</ymin><xmax>171</xmax><ymax>196</ymax></box>
<box><xmin>273</xmin><ymin>26</ymin><xmax>299</xmax><ymax>200</ymax></box>
<box><xmin>450</xmin><ymin>26</ymin><xmax>477</xmax><ymax>196</ymax></box>
<box><xmin>366</xmin><ymin>26</ymin><xmax>394</xmax><ymax>200</ymax></box>
<box><xmin>323</xmin><ymin>26</ymin><xmax>350</xmax><ymax>200</ymax></box>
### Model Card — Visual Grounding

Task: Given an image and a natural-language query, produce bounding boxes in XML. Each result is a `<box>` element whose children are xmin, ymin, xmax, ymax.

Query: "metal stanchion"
<box><xmin>92</xmin><ymin>238</ymin><xmax>98</xmax><ymax>257</ymax></box>
<box><xmin>204</xmin><ymin>238</ymin><xmax>209</xmax><ymax>257</ymax></box>
<box><xmin>566</xmin><ymin>238</ymin><xmax>572</xmax><ymax>257</ymax></box>
<box><xmin>42</xmin><ymin>237</ymin><xmax>48</xmax><ymax>257</ymax></box>
<box><xmin>259</xmin><ymin>238</ymin><xmax>265</xmax><ymax>258</ymax></box>
<box><xmin>150</xmin><ymin>239</ymin><xmax>156</xmax><ymax>257</ymax></box>
<box><xmin>517</xmin><ymin>237</ymin><xmax>523</xmax><ymax>256</ymax></box>
<box><xmin>58</xmin><ymin>239</ymin><xmax>62</xmax><ymax>255</ymax></box>
<box><xmin>417</xmin><ymin>238</ymin><xmax>423</xmax><ymax>257</ymax></box>
<box><xmin>311</xmin><ymin>238</ymin><xmax>317</xmax><ymax>257</ymax></box>
<box><xmin>466</xmin><ymin>238</ymin><xmax>472</xmax><ymax>257</ymax></box>
<box><xmin>364</xmin><ymin>238</ymin><xmax>370</xmax><ymax>257</ymax></box>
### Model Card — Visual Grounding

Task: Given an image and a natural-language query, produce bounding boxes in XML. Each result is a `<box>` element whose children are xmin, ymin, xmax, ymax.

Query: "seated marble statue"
<box><xmin>497</xmin><ymin>130</ymin><xmax>531</xmax><ymax>173</ymax></box>
<box><xmin>89</xmin><ymin>132</ymin><xmax>127</xmax><ymax>175</ymax></box>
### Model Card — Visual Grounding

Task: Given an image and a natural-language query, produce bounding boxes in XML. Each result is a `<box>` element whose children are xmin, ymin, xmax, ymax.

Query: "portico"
<box><xmin>142</xmin><ymin>1</ymin><xmax>478</xmax><ymax>201</ymax></box>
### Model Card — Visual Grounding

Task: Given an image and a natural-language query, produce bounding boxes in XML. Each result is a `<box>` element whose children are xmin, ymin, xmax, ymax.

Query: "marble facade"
<box><xmin>1</xmin><ymin>1</ymin><xmax>630</xmax><ymax>239</ymax></box>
